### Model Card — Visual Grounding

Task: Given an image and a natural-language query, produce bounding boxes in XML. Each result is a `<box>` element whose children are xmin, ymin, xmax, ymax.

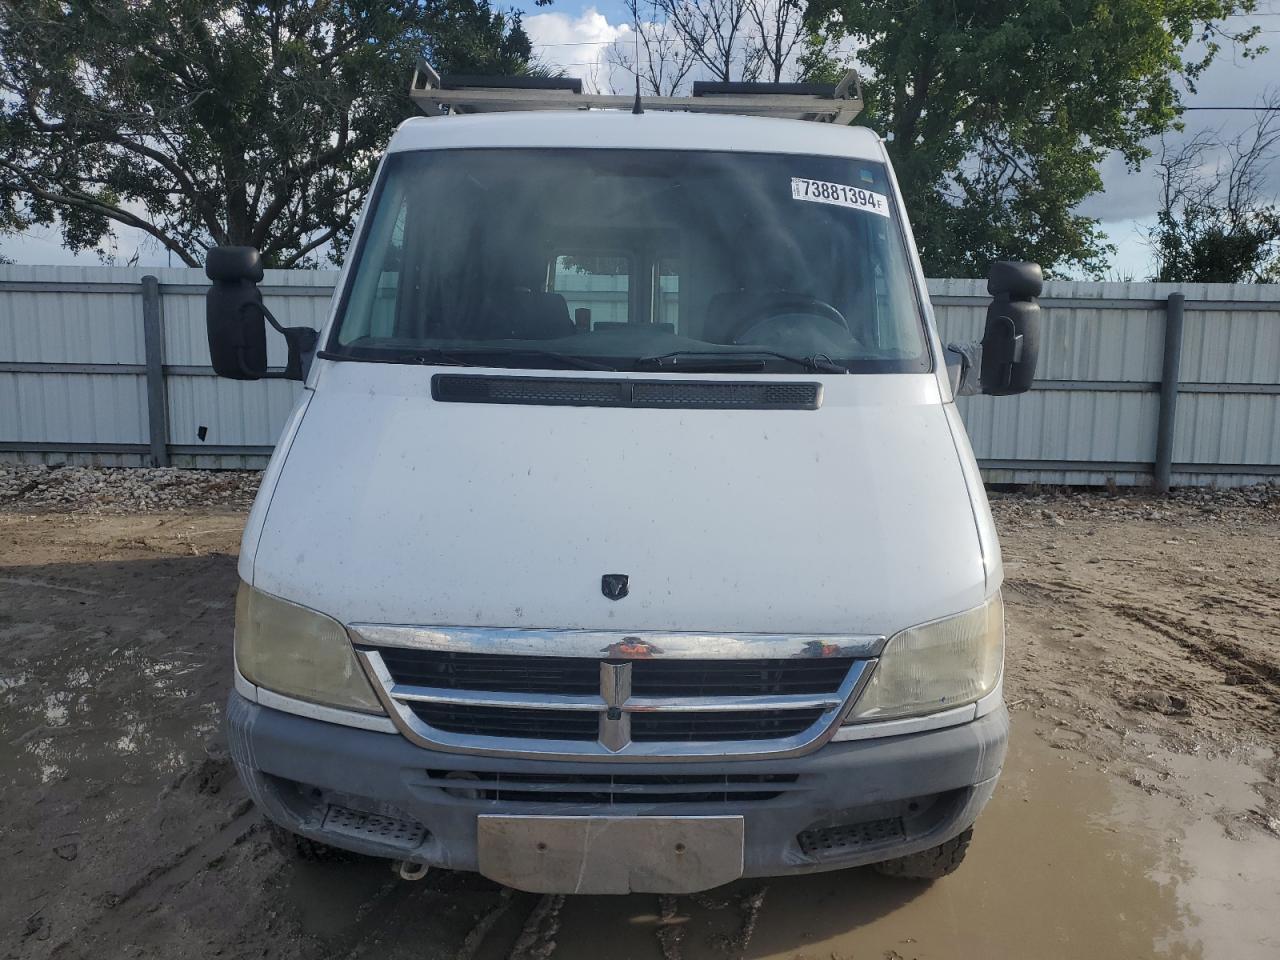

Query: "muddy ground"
<box><xmin>1</xmin><ymin>475</ymin><xmax>1277</xmax><ymax>959</ymax></box>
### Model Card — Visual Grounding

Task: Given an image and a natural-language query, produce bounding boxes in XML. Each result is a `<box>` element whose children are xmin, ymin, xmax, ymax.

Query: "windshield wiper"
<box><xmin>322</xmin><ymin>347</ymin><xmax>617</xmax><ymax>371</ymax></box>
<box><xmin>633</xmin><ymin>351</ymin><xmax>848</xmax><ymax>373</ymax></box>
<box><xmin>456</xmin><ymin>348</ymin><xmax>617</xmax><ymax>371</ymax></box>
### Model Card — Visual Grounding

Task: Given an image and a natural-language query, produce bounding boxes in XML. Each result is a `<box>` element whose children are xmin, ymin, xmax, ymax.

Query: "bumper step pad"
<box><xmin>320</xmin><ymin>805</ymin><xmax>428</xmax><ymax>850</ymax></box>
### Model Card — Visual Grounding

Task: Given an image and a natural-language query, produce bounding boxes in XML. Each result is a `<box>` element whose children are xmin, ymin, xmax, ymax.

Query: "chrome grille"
<box><xmin>353</xmin><ymin>627</ymin><xmax>880</xmax><ymax>761</ymax></box>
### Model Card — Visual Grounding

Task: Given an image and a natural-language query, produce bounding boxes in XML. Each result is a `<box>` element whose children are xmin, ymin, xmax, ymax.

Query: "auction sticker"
<box><xmin>791</xmin><ymin>177</ymin><xmax>890</xmax><ymax>217</ymax></box>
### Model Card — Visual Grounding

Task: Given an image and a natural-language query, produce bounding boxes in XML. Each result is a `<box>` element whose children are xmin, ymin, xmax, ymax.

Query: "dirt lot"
<box><xmin>1</xmin><ymin>467</ymin><xmax>1278</xmax><ymax>959</ymax></box>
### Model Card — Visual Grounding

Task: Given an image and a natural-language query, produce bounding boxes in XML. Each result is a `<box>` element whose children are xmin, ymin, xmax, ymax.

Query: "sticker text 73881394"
<box><xmin>791</xmin><ymin>178</ymin><xmax>890</xmax><ymax>218</ymax></box>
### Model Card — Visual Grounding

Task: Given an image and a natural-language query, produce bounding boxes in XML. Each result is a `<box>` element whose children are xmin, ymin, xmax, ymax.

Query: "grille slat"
<box><xmin>631</xmin><ymin>709</ymin><xmax>827</xmax><ymax>741</ymax></box>
<box><xmin>407</xmin><ymin>703</ymin><xmax>600</xmax><ymax>740</ymax></box>
<box><xmin>377</xmin><ymin>649</ymin><xmax>600</xmax><ymax>694</ymax></box>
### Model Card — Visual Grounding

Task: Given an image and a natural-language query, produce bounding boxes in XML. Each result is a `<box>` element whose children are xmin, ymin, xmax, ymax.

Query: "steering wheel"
<box><xmin>729</xmin><ymin>295</ymin><xmax>850</xmax><ymax>346</ymax></box>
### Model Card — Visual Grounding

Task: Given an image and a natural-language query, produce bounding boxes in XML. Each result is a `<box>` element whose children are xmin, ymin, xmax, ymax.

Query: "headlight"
<box><xmin>845</xmin><ymin>593</ymin><xmax>1003</xmax><ymax>723</ymax></box>
<box><xmin>235</xmin><ymin>581</ymin><xmax>384</xmax><ymax>714</ymax></box>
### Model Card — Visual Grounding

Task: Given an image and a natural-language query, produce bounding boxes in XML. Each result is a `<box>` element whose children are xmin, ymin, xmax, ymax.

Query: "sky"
<box><xmin>6</xmin><ymin>0</ymin><xmax>1279</xmax><ymax>279</ymax></box>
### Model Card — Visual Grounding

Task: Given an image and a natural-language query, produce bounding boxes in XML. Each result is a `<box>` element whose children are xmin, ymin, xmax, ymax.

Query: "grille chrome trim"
<box><xmin>349</xmin><ymin>624</ymin><xmax>886</xmax><ymax>660</ymax></box>
<box><xmin>388</xmin><ymin>686</ymin><xmax>606</xmax><ymax>711</ymax></box>
<box><xmin>357</xmin><ymin>645</ymin><xmax>875</xmax><ymax>761</ymax></box>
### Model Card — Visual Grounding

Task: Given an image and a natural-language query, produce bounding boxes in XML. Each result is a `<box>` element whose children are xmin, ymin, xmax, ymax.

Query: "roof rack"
<box><xmin>409</xmin><ymin>61</ymin><xmax>863</xmax><ymax>125</ymax></box>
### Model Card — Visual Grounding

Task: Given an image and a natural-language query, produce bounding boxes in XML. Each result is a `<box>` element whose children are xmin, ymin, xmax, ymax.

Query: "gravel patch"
<box><xmin>1</xmin><ymin>463</ymin><xmax>1276</xmax><ymax>519</ymax></box>
<box><xmin>0</xmin><ymin>464</ymin><xmax>259</xmax><ymax>513</ymax></box>
<box><xmin>989</xmin><ymin>482</ymin><xmax>1280</xmax><ymax>528</ymax></box>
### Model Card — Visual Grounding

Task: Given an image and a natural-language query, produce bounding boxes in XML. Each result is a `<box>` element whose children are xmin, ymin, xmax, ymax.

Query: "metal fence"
<box><xmin>2</xmin><ymin>264</ymin><xmax>1278</xmax><ymax>487</ymax></box>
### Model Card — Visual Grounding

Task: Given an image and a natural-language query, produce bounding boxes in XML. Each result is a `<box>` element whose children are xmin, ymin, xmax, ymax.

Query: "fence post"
<box><xmin>140</xmin><ymin>275</ymin><xmax>170</xmax><ymax>467</ymax></box>
<box><xmin>1153</xmin><ymin>292</ymin><xmax>1185</xmax><ymax>493</ymax></box>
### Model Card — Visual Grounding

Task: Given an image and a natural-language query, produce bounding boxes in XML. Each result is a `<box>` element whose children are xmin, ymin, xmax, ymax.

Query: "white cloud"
<box><xmin>524</xmin><ymin>8</ymin><xmax>631</xmax><ymax>94</ymax></box>
<box><xmin>1079</xmin><ymin>39</ymin><xmax>1280</xmax><ymax>227</ymax></box>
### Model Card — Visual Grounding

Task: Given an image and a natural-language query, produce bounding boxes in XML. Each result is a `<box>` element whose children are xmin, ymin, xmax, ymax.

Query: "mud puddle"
<box><xmin>533</xmin><ymin>723</ymin><xmax>1280</xmax><ymax>960</ymax></box>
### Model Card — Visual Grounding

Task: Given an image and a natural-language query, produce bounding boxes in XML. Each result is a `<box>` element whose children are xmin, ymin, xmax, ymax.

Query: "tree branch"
<box><xmin>0</xmin><ymin>159</ymin><xmax>199</xmax><ymax>266</ymax></box>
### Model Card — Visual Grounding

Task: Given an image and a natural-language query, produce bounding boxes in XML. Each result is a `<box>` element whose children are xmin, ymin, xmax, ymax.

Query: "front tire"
<box><xmin>872</xmin><ymin>827</ymin><xmax>973</xmax><ymax>880</ymax></box>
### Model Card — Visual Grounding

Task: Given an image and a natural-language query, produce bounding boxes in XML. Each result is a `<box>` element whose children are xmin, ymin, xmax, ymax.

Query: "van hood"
<box><xmin>249</xmin><ymin>363</ymin><xmax>990</xmax><ymax>636</ymax></box>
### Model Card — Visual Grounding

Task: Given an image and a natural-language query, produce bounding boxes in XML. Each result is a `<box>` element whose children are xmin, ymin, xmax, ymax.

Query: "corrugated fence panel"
<box><xmin>0</xmin><ymin>266</ymin><xmax>152</xmax><ymax>452</ymax></box>
<box><xmin>0</xmin><ymin>371</ymin><xmax>148</xmax><ymax>443</ymax></box>
<box><xmin>955</xmin><ymin>391</ymin><xmax>1161</xmax><ymax>464</ymax></box>
<box><xmin>2</xmin><ymin>266</ymin><xmax>1278</xmax><ymax>485</ymax></box>
<box><xmin>1172</xmin><ymin>284</ymin><xmax>1280</xmax><ymax>472</ymax></box>
<box><xmin>0</xmin><ymin>265</ymin><xmax>146</xmax><ymax>363</ymax></box>
<box><xmin>1179</xmin><ymin>283</ymin><xmax>1280</xmax><ymax>384</ymax></box>
<box><xmin>1176</xmin><ymin>394</ymin><xmax>1280</xmax><ymax>467</ymax></box>
<box><xmin>166</xmin><ymin>377</ymin><xmax>304</xmax><ymax>449</ymax></box>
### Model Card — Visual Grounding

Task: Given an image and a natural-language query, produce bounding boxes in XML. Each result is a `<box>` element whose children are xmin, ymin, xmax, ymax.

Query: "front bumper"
<box><xmin>227</xmin><ymin>692</ymin><xmax>1007</xmax><ymax>885</ymax></box>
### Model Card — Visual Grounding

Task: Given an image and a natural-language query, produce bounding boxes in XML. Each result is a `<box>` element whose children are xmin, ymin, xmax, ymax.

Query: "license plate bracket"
<box><xmin>476</xmin><ymin>815</ymin><xmax>745</xmax><ymax>894</ymax></box>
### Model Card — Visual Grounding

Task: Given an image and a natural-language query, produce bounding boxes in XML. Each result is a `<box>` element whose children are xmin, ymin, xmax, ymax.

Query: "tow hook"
<box><xmin>392</xmin><ymin>859</ymin><xmax>429</xmax><ymax>881</ymax></box>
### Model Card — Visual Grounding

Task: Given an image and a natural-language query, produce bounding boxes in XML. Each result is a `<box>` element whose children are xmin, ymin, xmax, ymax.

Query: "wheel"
<box><xmin>871</xmin><ymin>827</ymin><xmax>973</xmax><ymax>880</ymax></box>
<box><xmin>265</xmin><ymin>820</ymin><xmax>356</xmax><ymax>863</ymax></box>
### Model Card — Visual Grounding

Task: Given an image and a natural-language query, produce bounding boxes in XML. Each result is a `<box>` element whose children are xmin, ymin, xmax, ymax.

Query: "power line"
<box><xmin>1180</xmin><ymin>106</ymin><xmax>1280</xmax><ymax>111</ymax></box>
<box><xmin>531</xmin><ymin>40</ymin><xmax>620</xmax><ymax>47</ymax></box>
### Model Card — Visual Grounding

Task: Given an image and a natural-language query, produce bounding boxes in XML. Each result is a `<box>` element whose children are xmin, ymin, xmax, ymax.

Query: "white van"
<box><xmin>210</xmin><ymin>73</ymin><xmax>1041</xmax><ymax>894</ymax></box>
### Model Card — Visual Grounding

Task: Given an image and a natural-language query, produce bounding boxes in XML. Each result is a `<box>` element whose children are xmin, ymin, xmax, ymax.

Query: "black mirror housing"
<box><xmin>205</xmin><ymin>246</ymin><xmax>317</xmax><ymax>381</ymax></box>
<box><xmin>206</xmin><ymin>246</ymin><xmax>268</xmax><ymax>380</ymax></box>
<box><xmin>206</xmin><ymin>246</ymin><xmax>264</xmax><ymax>284</ymax></box>
<box><xmin>980</xmin><ymin>261</ymin><xmax>1042</xmax><ymax>396</ymax></box>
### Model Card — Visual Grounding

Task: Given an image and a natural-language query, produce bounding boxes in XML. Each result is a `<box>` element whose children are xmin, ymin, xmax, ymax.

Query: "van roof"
<box><xmin>387</xmin><ymin>111</ymin><xmax>886</xmax><ymax>162</ymax></box>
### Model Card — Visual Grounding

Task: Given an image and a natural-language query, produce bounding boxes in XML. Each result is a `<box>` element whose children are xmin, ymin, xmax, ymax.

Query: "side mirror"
<box><xmin>205</xmin><ymin>246</ymin><xmax>317</xmax><ymax>381</ymax></box>
<box><xmin>980</xmin><ymin>261</ymin><xmax>1042</xmax><ymax>396</ymax></box>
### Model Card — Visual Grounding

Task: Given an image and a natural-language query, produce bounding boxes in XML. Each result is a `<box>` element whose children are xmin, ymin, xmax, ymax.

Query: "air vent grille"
<box><xmin>432</xmin><ymin>374</ymin><xmax>821</xmax><ymax>410</ymax></box>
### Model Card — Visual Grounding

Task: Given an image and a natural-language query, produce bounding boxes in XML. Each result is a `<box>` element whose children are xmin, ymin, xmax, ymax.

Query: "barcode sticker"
<box><xmin>791</xmin><ymin>178</ymin><xmax>890</xmax><ymax>217</ymax></box>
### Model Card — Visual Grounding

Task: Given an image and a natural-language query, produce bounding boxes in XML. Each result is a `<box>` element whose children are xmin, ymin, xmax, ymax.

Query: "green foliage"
<box><xmin>1155</xmin><ymin>211</ymin><xmax>1280</xmax><ymax>282</ymax></box>
<box><xmin>0</xmin><ymin>1</ymin><xmax>536</xmax><ymax>266</ymax></box>
<box><xmin>802</xmin><ymin>0</ymin><xmax>1261</xmax><ymax>277</ymax></box>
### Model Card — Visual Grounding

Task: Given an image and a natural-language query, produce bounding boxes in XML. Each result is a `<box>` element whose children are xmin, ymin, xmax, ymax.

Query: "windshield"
<box><xmin>328</xmin><ymin>148</ymin><xmax>929</xmax><ymax>373</ymax></box>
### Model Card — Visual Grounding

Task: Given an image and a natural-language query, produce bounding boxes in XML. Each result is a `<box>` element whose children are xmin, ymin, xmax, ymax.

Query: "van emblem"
<box><xmin>601</xmin><ymin>574</ymin><xmax>629</xmax><ymax>601</ymax></box>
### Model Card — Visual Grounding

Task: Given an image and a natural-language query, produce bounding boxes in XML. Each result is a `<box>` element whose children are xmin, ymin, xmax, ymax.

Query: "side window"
<box><xmin>549</xmin><ymin>254</ymin><xmax>630</xmax><ymax>328</ymax></box>
<box><xmin>340</xmin><ymin>189</ymin><xmax>407</xmax><ymax>344</ymax></box>
<box><xmin>368</xmin><ymin>208</ymin><xmax>405</xmax><ymax>338</ymax></box>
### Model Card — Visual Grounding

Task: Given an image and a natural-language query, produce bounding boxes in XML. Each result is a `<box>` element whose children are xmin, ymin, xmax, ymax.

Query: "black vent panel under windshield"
<box><xmin>432</xmin><ymin>374</ymin><xmax>821</xmax><ymax>410</ymax></box>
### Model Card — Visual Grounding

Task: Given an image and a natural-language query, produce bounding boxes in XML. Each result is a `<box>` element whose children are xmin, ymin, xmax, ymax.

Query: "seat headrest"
<box><xmin>483</xmin><ymin>290</ymin><xmax>574</xmax><ymax>340</ymax></box>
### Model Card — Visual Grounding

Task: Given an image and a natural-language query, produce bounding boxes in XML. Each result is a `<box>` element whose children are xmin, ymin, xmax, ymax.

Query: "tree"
<box><xmin>607</xmin><ymin>0</ymin><xmax>807</xmax><ymax>94</ymax></box>
<box><xmin>1147</xmin><ymin>95</ymin><xmax>1280</xmax><ymax>282</ymax></box>
<box><xmin>0</xmin><ymin>0</ymin><xmax>537</xmax><ymax>267</ymax></box>
<box><xmin>801</xmin><ymin>0</ymin><xmax>1262</xmax><ymax>277</ymax></box>
<box><xmin>608</xmin><ymin>1</ymin><xmax>699</xmax><ymax>96</ymax></box>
